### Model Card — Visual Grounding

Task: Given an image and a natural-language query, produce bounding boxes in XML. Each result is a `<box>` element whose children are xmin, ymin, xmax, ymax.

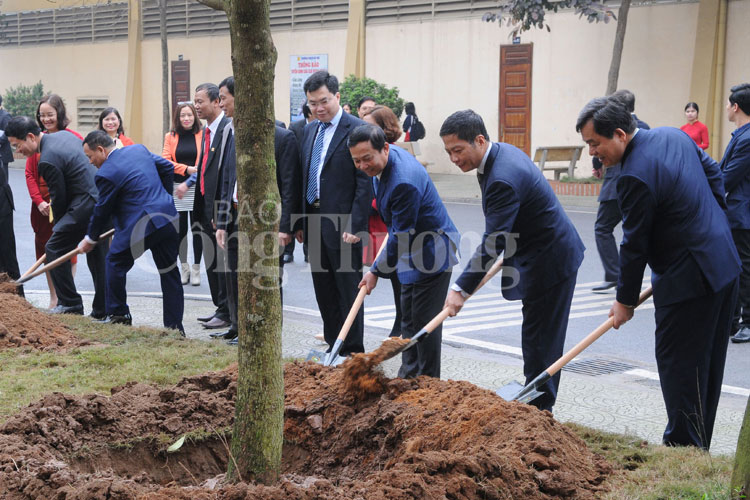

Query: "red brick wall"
<box><xmin>547</xmin><ymin>180</ymin><xmax>601</xmax><ymax>197</ymax></box>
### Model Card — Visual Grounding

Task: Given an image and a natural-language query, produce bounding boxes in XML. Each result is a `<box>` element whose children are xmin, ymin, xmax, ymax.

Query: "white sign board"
<box><xmin>289</xmin><ymin>54</ymin><xmax>328</xmax><ymax>123</ymax></box>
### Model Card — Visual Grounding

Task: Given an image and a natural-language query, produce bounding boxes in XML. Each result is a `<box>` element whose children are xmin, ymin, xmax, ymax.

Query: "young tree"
<box><xmin>195</xmin><ymin>0</ymin><xmax>283</xmax><ymax>484</ymax></box>
<box><xmin>484</xmin><ymin>0</ymin><xmax>627</xmax><ymax>95</ymax></box>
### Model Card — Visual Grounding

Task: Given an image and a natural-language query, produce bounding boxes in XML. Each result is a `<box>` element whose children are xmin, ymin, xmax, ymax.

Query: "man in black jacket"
<box><xmin>0</xmin><ymin>97</ymin><xmax>13</xmax><ymax>176</ymax></box>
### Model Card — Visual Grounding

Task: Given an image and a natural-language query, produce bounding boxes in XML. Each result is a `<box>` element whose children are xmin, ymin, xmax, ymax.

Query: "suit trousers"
<box><xmin>398</xmin><ymin>271</ymin><xmax>452</xmax><ymax>379</ymax></box>
<box><xmin>197</xmin><ymin>215</ymin><xmax>229</xmax><ymax>321</ymax></box>
<box><xmin>594</xmin><ymin>200</ymin><xmax>621</xmax><ymax>282</ymax></box>
<box><xmin>46</xmin><ymin>228</ymin><xmax>107</xmax><ymax>311</ymax></box>
<box><xmin>654</xmin><ymin>278</ymin><xmax>737</xmax><ymax>449</ymax></box>
<box><xmin>731</xmin><ymin>229</ymin><xmax>750</xmax><ymax>330</ymax></box>
<box><xmin>520</xmin><ymin>272</ymin><xmax>578</xmax><ymax>412</ymax></box>
<box><xmin>225</xmin><ymin>221</ymin><xmax>239</xmax><ymax>335</ymax></box>
<box><xmin>105</xmin><ymin>224</ymin><xmax>184</xmax><ymax>331</ymax></box>
<box><xmin>0</xmin><ymin>212</ymin><xmax>22</xmax><ymax>296</ymax></box>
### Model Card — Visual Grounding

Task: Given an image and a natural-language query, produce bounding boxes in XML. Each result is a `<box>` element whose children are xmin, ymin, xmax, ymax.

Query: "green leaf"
<box><xmin>167</xmin><ymin>435</ymin><xmax>185</xmax><ymax>453</ymax></box>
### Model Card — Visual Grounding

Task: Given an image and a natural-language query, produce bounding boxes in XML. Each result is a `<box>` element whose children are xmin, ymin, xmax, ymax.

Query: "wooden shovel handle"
<box><xmin>19</xmin><ymin>254</ymin><xmax>47</xmax><ymax>281</ymax></box>
<box><xmin>545</xmin><ymin>286</ymin><xmax>653</xmax><ymax>377</ymax></box>
<box><xmin>334</xmin><ymin>233</ymin><xmax>390</xmax><ymax>343</ymax></box>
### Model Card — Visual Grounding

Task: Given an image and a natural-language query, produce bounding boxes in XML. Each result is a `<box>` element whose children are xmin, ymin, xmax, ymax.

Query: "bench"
<box><xmin>533</xmin><ymin>146</ymin><xmax>583</xmax><ymax>180</ymax></box>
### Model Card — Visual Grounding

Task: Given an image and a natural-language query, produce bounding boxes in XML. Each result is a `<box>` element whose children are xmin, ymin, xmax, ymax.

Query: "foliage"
<box><xmin>2</xmin><ymin>81</ymin><xmax>46</xmax><ymax>118</ymax></box>
<box><xmin>340</xmin><ymin>75</ymin><xmax>405</xmax><ymax>118</ymax></box>
<box><xmin>483</xmin><ymin>0</ymin><xmax>615</xmax><ymax>35</ymax></box>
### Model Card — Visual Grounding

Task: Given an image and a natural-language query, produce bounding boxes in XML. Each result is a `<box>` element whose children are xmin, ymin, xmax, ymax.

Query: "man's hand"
<box><xmin>342</xmin><ymin>232</ymin><xmax>361</xmax><ymax>244</ymax></box>
<box><xmin>444</xmin><ymin>290</ymin><xmax>466</xmax><ymax>317</ymax></box>
<box><xmin>216</xmin><ymin>229</ymin><xmax>226</xmax><ymax>250</ymax></box>
<box><xmin>592</xmin><ymin>167</ymin><xmax>602</xmax><ymax>179</ymax></box>
<box><xmin>295</xmin><ymin>229</ymin><xmax>304</xmax><ymax>244</ymax></box>
<box><xmin>609</xmin><ymin>300</ymin><xmax>634</xmax><ymax>329</ymax></box>
<box><xmin>358</xmin><ymin>271</ymin><xmax>378</xmax><ymax>295</ymax></box>
<box><xmin>77</xmin><ymin>239</ymin><xmax>95</xmax><ymax>254</ymax></box>
<box><xmin>37</xmin><ymin>201</ymin><xmax>50</xmax><ymax>216</ymax></box>
<box><xmin>187</xmin><ymin>166</ymin><xmax>197</xmax><ymax>175</ymax></box>
<box><xmin>175</xmin><ymin>182</ymin><xmax>188</xmax><ymax>200</ymax></box>
<box><xmin>278</xmin><ymin>232</ymin><xmax>292</xmax><ymax>247</ymax></box>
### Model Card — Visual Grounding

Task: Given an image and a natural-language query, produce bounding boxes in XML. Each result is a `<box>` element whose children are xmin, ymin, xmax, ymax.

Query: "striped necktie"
<box><xmin>306</xmin><ymin>122</ymin><xmax>330</xmax><ymax>204</ymax></box>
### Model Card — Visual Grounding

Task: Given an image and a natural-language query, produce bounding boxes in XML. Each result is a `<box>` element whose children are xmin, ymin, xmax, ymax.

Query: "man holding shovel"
<box><xmin>353</xmin><ymin>124</ymin><xmax>459</xmax><ymax>378</ymax></box>
<box><xmin>441</xmin><ymin>110</ymin><xmax>584</xmax><ymax>412</ymax></box>
<box><xmin>577</xmin><ymin>96</ymin><xmax>739</xmax><ymax>449</ymax></box>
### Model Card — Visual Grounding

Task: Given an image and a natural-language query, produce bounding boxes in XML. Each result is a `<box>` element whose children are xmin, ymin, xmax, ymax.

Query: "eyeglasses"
<box><xmin>307</xmin><ymin>98</ymin><xmax>331</xmax><ymax>109</ymax></box>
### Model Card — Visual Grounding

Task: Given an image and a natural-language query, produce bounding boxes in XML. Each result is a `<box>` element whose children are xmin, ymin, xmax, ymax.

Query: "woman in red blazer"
<box><xmin>161</xmin><ymin>102</ymin><xmax>203</xmax><ymax>285</ymax></box>
<box><xmin>680</xmin><ymin>102</ymin><xmax>710</xmax><ymax>150</ymax></box>
<box><xmin>98</xmin><ymin>107</ymin><xmax>134</xmax><ymax>148</ymax></box>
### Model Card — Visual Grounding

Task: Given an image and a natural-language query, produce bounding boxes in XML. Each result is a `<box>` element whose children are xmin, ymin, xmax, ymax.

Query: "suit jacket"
<box><xmin>0</xmin><ymin>163</ymin><xmax>14</xmax><ymax>217</ymax></box>
<box><xmin>370</xmin><ymin>145</ymin><xmax>459</xmax><ymax>284</ymax></box>
<box><xmin>300</xmin><ymin>111</ymin><xmax>371</xmax><ymax>247</ymax></box>
<box><xmin>719</xmin><ymin>122</ymin><xmax>750</xmax><ymax>230</ymax></box>
<box><xmin>0</xmin><ymin>109</ymin><xmax>12</xmax><ymax>166</ymax></box>
<box><xmin>195</xmin><ymin>115</ymin><xmax>231</xmax><ymax>223</ymax></box>
<box><xmin>616</xmin><ymin>127</ymin><xmax>740</xmax><ymax>307</ymax></box>
<box><xmin>37</xmin><ymin>132</ymin><xmax>99</xmax><ymax>233</ymax></box>
<box><xmin>275</xmin><ymin>119</ymin><xmax>286</xmax><ymax>129</ymax></box>
<box><xmin>597</xmin><ymin>114</ymin><xmax>650</xmax><ymax>202</ymax></box>
<box><xmin>216</xmin><ymin>126</ymin><xmax>301</xmax><ymax>234</ymax></box>
<box><xmin>289</xmin><ymin>118</ymin><xmax>306</xmax><ymax>145</ymax></box>
<box><xmin>86</xmin><ymin>144</ymin><xmax>176</xmax><ymax>255</ymax></box>
<box><xmin>455</xmin><ymin>142</ymin><xmax>585</xmax><ymax>300</ymax></box>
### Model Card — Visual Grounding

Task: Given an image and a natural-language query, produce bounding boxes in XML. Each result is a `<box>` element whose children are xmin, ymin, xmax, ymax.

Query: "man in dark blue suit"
<box><xmin>591</xmin><ymin>89</ymin><xmax>649</xmax><ymax>293</ymax></box>
<box><xmin>294</xmin><ymin>71</ymin><xmax>371</xmax><ymax>356</ymax></box>
<box><xmin>79</xmin><ymin>131</ymin><xmax>184</xmax><ymax>333</ymax></box>
<box><xmin>719</xmin><ymin>83</ymin><xmax>750</xmax><ymax>344</ymax></box>
<box><xmin>577</xmin><ymin>96</ymin><xmax>740</xmax><ymax>449</ymax></box>
<box><xmin>352</xmin><ymin>125</ymin><xmax>460</xmax><ymax>378</ymax></box>
<box><xmin>441</xmin><ymin>110</ymin><xmax>584</xmax><ymax>412</ymax></box>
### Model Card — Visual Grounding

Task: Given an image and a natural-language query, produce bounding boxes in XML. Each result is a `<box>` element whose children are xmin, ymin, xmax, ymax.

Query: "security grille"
<box><xmin>77</xmin><ymin>97</ymin><xmax>109</xmax><ymax>135</ymax></box>
<box><xmin>563</xmin><ymin>358</ymin><xmax>637</xmax><ymax>376</ymax></box>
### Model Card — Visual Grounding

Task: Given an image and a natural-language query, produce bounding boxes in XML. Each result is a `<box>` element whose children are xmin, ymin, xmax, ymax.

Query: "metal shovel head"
<box><xmin>305</xmin><ymin>350</ymin><xmax>327</xmax><ymax>364</ymax></box>
<box><xmin>495</xmin><ymin>380</ymin><xmax>545</xmax><ymax>404</ymax></box>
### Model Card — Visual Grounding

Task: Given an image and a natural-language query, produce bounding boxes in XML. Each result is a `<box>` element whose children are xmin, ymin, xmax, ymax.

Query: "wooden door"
<box><xmin>499</xmin><ymin>44</ymin><xmax>532</xmax><ymax>156</ymax></box>
<box><xmin>171</xmin><ymin>60</ymin><xmax>191</xmax><ymax>115</ymax></box>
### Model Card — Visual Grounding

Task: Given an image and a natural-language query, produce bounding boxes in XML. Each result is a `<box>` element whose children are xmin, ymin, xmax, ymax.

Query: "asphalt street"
<box><xmin>7</xmin><ymin>162</ymin><xmax>748</xmax><ymax>393</ymax></box>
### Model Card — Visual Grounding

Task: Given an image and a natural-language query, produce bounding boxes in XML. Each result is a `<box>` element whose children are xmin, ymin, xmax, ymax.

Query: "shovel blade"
<box><xmin>305</xmin><ymin>350</ymin><xmax>327</xmax><ymax>364</ymax></box>
<box><xmin>495</xmin><ymin>380</ymin><xmax>545</xmax><ymax>404</ymax></box>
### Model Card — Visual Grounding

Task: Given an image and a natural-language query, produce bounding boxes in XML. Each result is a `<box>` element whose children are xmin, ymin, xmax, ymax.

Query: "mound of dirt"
<box><xmin>0</xmin><ymin>274</ymin><xmax>85</xmax><ymax>351</ymax></box>
<box><xmin>0</xmin><ymin>362</ymin><xmax>612</xmax><ymax>499</ymax></box>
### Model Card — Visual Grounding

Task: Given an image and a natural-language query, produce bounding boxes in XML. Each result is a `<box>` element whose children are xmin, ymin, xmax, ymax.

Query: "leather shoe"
<box><xmin>226</xmin><ymin>337</ymin><xmax>238</xmax><ymax>346</ymax></box>
<box><xmin>591</xmin><ymin>281</ymin><xmax>617</xmax><ymax>293</ymax></box>
<box><xmin>282</xmin><ymin>253</ymin><xmax>293</xmax><ymax>264</ymax></box>
<box><xmin>95</xmin><ymin>313</ymin><xmax>133</xmax><ymax>326</ymax></box>
<box><xmin>202</xmin><ymin>316</ymin><xmax>231</xmax><ymax>329</ymax></box>
<box><xmin>48</xmin><ymin>304</ymin><xmax>84</xmax><ymax>315</ymax></box>
<box><xmin>209</xmin><ymin>330</ymin><xmax>237</xmax><ymax>340</ymax></box>
<box><xmin>731</xmin><ymin>326</ymin><xmax>750</xmax><ymax>343</ymax></box>
<box><xmin>197</xmin><ymin>313</ymin><xmax>216</xmax><ymax>323</ymax></box>
<box><xmin>89</xmin><ymin>310</ymin><xmax>107</xmax><ymax>320</ymax></box>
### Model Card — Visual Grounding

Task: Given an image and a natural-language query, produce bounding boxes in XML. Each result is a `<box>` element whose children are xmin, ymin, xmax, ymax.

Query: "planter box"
<box><xmin>548</xmin><ymin>180</ymin><xmax>601</xmax><ymax>197</ymax></box>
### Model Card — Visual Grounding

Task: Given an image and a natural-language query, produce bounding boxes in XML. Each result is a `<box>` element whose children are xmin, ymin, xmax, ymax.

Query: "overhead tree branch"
<box><xmin>196</xmin><ymin>0</ymin><xmax>226</xmax><ymax>11</ymax></box>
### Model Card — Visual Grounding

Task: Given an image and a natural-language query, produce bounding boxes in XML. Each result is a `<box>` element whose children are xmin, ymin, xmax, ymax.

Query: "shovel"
<box><xmin>496</xmin><ymin>286</ymin><xmax>653</xmax><ymax>404</ymax></box>
<box><xmin>306</xmin><ymin>233</ymin><xmax>390</xmax><ymax>366</ymax></box>
<box><xmin>14</xmin><ymin>229</ymin><xmax>115</xmax><ymax>285</ymax></box>
<box><xmin>18</xmin><ymin>254</ymin><xmax>47</xmax><ymax>282</ymax></box>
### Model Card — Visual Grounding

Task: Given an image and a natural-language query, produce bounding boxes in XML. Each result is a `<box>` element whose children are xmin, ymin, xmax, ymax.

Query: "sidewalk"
<box><xmin>25</xmin><ymin>291</ymin><xmax>745</xmax><ymax>456</ymax></box>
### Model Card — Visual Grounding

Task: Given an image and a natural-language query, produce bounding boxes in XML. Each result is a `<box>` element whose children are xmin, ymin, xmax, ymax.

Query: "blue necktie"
<box><xmin>372</xmin><ymin>176</ymin><xmax>379</xmax><ymax>196</ymax></box>
<box><xmin>306</xmin><ymin>122</ymin><xmax>330</xmax><ymax>204</ymax></box>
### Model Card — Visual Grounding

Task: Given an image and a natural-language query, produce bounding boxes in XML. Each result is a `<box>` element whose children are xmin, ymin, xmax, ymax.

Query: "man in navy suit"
<box><xmin>294</xmin><ymin>71</ymin><xmax>371</xmax><ymax>356</ymax></box>
<box><xmin>79</xmin><ymin>131</ymin><xmax>184</xmax><ymax>333</ymax></box>
<box><xmin>441</xmin><ymin>110</ymin><xmax>584</xmax><ymax>412</ymax></box>
<box><xmin>577</xmin><ymin>96</ymin><xmax>740</xmax><ymax>449</ymax></box>
<box><xmin>591</xmin><ymin>89</ymin><xmax>650</xmax><ymax>293</ymax></box>
<box><xmin>719</xmin><ymin>83</ymin><xmax>750</xmax><ymax>344</ymax></box>
<box><xmin>352</xmin><ymin>125</ymin><xmax>459</xmax><ymax>378</ymax></box>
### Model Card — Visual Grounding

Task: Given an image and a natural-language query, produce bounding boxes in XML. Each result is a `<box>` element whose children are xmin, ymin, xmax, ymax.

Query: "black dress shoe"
<box><xmin>209</xmin><ymin>330</ymin><xmax>237</xmax><ymax>340</ymax></box>
<box><xmin>197</xmin><ymin>313</ymin><xmax>216</xmax><ymax>323</ymax></box>
<box><xmin>95</xmin><ymin>314</ymin><xmax>133</xmax><ymax>326</ymax></box>
<box><xmin>282</xmin><ymin>253</ymin><xmax>293</xmax><ymax>264</ymax></box>
<box><xmin>591</xmin><ymin>281</ymin><xmax>617</xmax><ymax>293</ymax></box>
<box><xmin>89</xmin><ymin>310</ymin><xmax>107</xmax><ymax>320</ymax></box>
<box><xmin>202</xmin><ymin>317</ymin><xmax>231</xmax><ymax>329</ymax></box>
<box><xmin>48</xmin><ymin>304</ymin><xmax>84</xmax><ymax>315</ymax></box>
<box><xmin>731</xmin><ymin>326</ymin><xmax>750</xmax><ymax>343</ymax></box>
<box><xmin>226</xmin><ymin>337</ymin><xmax>238</xmax><ymax>346</ymax></box>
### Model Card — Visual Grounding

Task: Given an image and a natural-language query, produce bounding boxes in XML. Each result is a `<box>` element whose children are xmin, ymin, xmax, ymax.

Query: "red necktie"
<box><xmin>200</xmin><ymin>127</ymin><xmax>211</xmax><ymax>195</ymax></box>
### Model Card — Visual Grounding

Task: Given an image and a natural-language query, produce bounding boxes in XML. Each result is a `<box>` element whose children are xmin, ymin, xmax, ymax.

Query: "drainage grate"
<box><xmin>563</xmin><ymin>358</ymin><xmax>637</xmax><ymax>376</ymax></box>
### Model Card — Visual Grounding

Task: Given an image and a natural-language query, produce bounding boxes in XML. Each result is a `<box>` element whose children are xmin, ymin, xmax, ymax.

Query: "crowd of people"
<box><xmin>0</xmin><ymin>72</ymin><xmax>748</xmax><ymax>452</ymax></box>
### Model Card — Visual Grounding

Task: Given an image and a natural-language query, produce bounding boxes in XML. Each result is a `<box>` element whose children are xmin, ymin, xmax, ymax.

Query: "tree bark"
<box><xmin>731</xmin><ymin>397</ymin><xmax>750</xmax><ymax>498</ymax></box>
<box><xmin>159</xmin><ymin>0</ymin><xmax>170</xmax><ymax>135</ymax></box>
<box><xmin>605</xmin><ymin>0</ymin><xmax>631</xmax><ymax>95</ymax></box>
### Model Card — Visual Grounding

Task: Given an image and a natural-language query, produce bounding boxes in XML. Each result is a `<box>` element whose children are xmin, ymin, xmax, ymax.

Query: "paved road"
<box><xmin>8</xmin><ymin>163</ymin><xmax>748</xmax><ymax>393</ymax></box>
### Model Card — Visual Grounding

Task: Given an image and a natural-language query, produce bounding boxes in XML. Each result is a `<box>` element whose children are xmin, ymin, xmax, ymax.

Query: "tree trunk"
<box><xmin>731</xmin><ymin>397</ymin><xmax>750</xmax><ymax>498</ymax></box>
<box><xmin>159</xmin><ymin>0</ymin><xmax>170</xmax><ymax>135</ymax></box>
<box><xmin>226</xmin><ymin>0</ymin><xmax>284</xmax><ymax>484</ymax></box>
<box><xmin>605</xmin><ymin>0</ymin><xmax>631</xmax><ymax>95</ymax></box>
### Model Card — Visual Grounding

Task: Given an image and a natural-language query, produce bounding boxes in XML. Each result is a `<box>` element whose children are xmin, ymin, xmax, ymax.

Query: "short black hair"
<box><xmin>729</xmin><ymin>83</ymin><xmax>750</xmax><ymax>116</ymax></box>
<box><xmin>83</xmin><ymin>130</ymin><xmax>115</xmax><ymax>150</ymax></box>
<box><xmin>358</xmin><ymin>96</ymin><xmax>376</xmax><ymax>109</ymax></box>
<box><xmin>97</xmin><ymin>107</ymin><xmax>125</xmax><ymax>136</ymax></box>
<box><xmin>5</xmin><ymin>116</ymin><xmax>41</xmax><ymax>139</ymax></box>
<box><xmin>576</xmin><ymin>96</ymin><xmax>636</xmax><ymax>138</ymax></box>
<box><xmin>0</xmin><ymin>95</ymin><xmax>3</xmax><ymax>107</ymax></box>
<box><xmin>439</xmin><ymin>110</ymin><xmax>489</xmax><ymax>143</ymax></box>
<box><xmin>405</xmin><ymin>102</ymin><xmax>415</xmax><ymax>115</ymax></box>
<box><xmin>347</xmin><ymin>124</ymin><xmax>387</xmax><ymax>151</ymax></box>
<box><xmin>685</xmin><ymin>102</ymin><xmax>699</xmax><ymax>113</ymax></box>
<box><xmin>219</xmin><ymin>76</ymin><xmax>234</xmax><ymax>96</ymax></box>
<box><xmin>301</xmin><ymin>101</ymin><xmax>311</xmax><ymax>119</ymax></box>
<box><xmin>611</xmin><ymin>89</ymin><xmax>636</xmax><ymax>113</ymax></box>
<box><xmin>195</xmin><ymin>83</ymin><xmax>220</xmax><ymax>102</ymax></box>
<box><xmin>303</xmin><ymin>71</ymin><xmax>339</xmax><ymax>95</ymax></box>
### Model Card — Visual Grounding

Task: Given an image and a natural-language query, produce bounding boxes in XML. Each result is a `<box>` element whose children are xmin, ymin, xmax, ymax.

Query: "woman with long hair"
<box><xmin>161</xmin><ymin>102</ymin><xmax>203</xmax><ymax>285</ymax></box>
<box><xmin>98</xmin><ymin>107</ymin><xmax>134</xmax><ymax>148</ymax></box>
<box><xmin>680</xmin><ymin>102</ymin><xmax>710</xmax><ymax>150</ymax></box>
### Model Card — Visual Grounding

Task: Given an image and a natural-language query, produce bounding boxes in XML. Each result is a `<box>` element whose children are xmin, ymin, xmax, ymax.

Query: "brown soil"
<box><xmin>0</xmin><ymin>361</ymin><xmax>612</xmax><ymax>499</ymax></box>
<box><xmin>0</xmin><ymin>274</ymin><xmax>86</xmax><ymax>351</ymax></box>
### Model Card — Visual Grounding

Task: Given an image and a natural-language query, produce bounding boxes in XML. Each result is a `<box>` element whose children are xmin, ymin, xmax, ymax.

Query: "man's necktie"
<box><xmin>200</xmin><ymin>127</ymin><xmax>211</xmax><ymax>196</ymax></box>
<box><xmin>306</xmin><ymin>122</ymin><xmax>330</xmax><ymax>205</ymax></box>
<box><xmin>372</xmin><ymin>176</ymin><xmax>379</xmax><ymax>195</ymax></box>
